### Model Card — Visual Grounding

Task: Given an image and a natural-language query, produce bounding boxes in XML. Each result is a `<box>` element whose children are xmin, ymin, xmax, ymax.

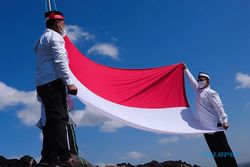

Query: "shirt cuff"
<box><xmin>221</xmin><ymin>116</ymin><xmax>228</xmax><ymax>124</ymax></box>
<box><xmin>65</xmin><ymin>78</ymin><xmax>74</xmax><ymax>86</ymax></box>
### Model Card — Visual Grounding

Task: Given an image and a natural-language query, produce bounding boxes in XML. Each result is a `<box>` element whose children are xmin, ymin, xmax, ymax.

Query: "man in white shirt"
<box><xmin>35</xmin><ymin>11</ymin><xmax>80</xmax><ymax>167</ymax></box>
<box><xmin>184</xmin><ymin>64</ymin><xmax>237</xmax><ymax>167</ymax></box>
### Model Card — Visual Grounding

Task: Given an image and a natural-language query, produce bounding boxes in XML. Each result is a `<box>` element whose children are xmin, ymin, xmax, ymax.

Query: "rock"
<box><xmin>20</xmin><ymin>155</ymin><xmax>37</xmax><ymax>167</ymax></box>
<box><xmin>0</xmin><ymin>155</ymin><xmax>200</xmax><ymax>167</ymax></box>
<box><xmin>137</xmin><ymin>160</ymin><xmax>159</xmax><ymax>167</ymax></box>
<box><xmin>116</xmin><ymin>162</ymin><xmax>135</xmax><ymax>167</ymax></box>
<box><xmin>135</xmin><ymin>160</ymin><xmax>200</xmax><ymax>167</ymax></box>
<box><xmin>112</xmin><ymin>160</ymin><xmax>200</xmax><ymax>167</ymax></box>
<box><xmin>0</xmin><ymin>155</ymin><xmax>36</xmax><ymax>167</ymax></box>
<box><xmin>78</xmin><ymin>157</ymin><xmax>94</xmax><ymax>167</ymax></box>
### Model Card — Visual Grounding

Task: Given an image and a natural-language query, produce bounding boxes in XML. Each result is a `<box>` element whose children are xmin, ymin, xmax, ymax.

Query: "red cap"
<box><xmin>45</xmin><ymin>11</ymin><xmax>64</xmax><ymax>20</ymax></box>
<box><xmin>47</xmin><ymin>13</ymin><xmax>64</xmax><ymax>20</ymax></box>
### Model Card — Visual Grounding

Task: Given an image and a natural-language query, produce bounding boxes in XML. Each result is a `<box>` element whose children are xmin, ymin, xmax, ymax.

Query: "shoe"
<box><xmin>57</xmin><ymin>154</ymin><xmax>82</xmax><ymax>167</ymax></box>
<box><xmin>37</xmin><ymin>162</ymin><xmax>49</xmax><ymax>167</ymax></box>
<box><xmin>38</xmin><ymin>157</ymin><xmax>49</xmax><ymax>167</ymax></box>
<box><xmin>38</xmin><ymin>157</ymin><xmax>57</xmax><ymax>167</ymax></box>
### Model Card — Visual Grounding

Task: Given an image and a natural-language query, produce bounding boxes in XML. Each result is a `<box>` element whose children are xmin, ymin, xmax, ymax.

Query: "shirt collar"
<box><xmin>45</xmin><ymin>28</ymin><xmax>63</xmax><ymax>37</ymax></box>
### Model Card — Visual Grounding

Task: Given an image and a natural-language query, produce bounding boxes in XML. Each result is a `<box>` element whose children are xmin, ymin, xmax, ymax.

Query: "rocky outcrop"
<box><xmin>114</xmin><ymin>160</ymin><xmax>200</xmax><ymax>167</ymax></box>
<box><xmin>0</xmin><ymin>155</ymin><xmax>37</xmax><ymax>167</ymax></box>
<box><xmin>0</xmin><ymin>155</ymin><xmax>200</xmax><ymax>167</ymax></box>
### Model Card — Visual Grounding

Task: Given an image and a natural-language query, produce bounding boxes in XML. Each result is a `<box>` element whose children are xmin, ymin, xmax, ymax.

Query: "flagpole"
<box><xmin>47</xmin><ymin>0</ymin><xmax>52</xmax><ymax>11</ymax></box>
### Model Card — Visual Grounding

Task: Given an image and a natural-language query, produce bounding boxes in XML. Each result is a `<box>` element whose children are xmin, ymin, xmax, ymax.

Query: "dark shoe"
<box><xmin>38</xmin><ymin>157</ymin><xmax>57</xmax><ymax>167</ymax></box>
<box><xmin>38</xmin><ymin>162</ymin><xmax>57</xmax><ymax>167</ymax></box>
<box><xmin>57</xmin><ymin>154</ymin><xmax>81</xmax><ymax>167</ymax></box>
<box><xmin>37</xmin><ymin>162</ymin><xmax>49</xmax><ymax>167</ymax></box>
<box><xmin>38</xmin><ymin>157</ymin><xmax>49</xmax><ymax>167</ymax></box>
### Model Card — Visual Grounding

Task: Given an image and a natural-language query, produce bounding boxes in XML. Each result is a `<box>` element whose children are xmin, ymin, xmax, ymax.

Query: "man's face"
<box><xmin>198</xmin><ymin>76</ymin><xmax>207</xmax><ymax>82</ymax></box>
<box><xmin>54</xmin><ymin>19</ymin><xmax>65</xmax><ymax>35</ymax></box>
<box><xmin>197</xmin><ymin>76</ymin><xmax>209</xmax><ymax>89</ymax></box>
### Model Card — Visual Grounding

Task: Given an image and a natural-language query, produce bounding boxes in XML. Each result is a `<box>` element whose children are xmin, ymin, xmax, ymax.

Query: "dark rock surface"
<box><xmin>0</xmin><ymin>156</ymin><xmax>201</xmax><ymax>167</ymax></box>
<box><xmin>0</xmin><ymin>155</ymin><xmax>36</xmax><ymax>167</ymax></box>
<box><xmin>115</xmin><ymin>160</ymin><xmax>200</xmax><ymax>167</ymax></box>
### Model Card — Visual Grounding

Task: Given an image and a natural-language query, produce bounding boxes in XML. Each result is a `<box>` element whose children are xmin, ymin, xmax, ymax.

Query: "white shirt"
<box><xmin>35</xmin><ymin>29</ymin><xmax>73</xmax><ymax>86</ymax></box>
<box><xmin>185</xmin><ymin>69</ymin><xmax>228</xmax><ymax>129</ymax></box>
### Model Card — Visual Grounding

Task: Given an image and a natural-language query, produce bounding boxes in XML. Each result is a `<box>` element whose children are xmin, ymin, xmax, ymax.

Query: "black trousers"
<box><xmin>204</xmin><ymin>131</ymin><xmax>238</xmax><ymax>167</ymax></box>
<box><xmin>67</xmin><ymin>123</ymin><xmax>79</xmax><ymax>155</ymax></box>
<box><xmin>37</xmin><ymin>79</ymin><xmax>71</xmax><ymax>162</ymax></box>
<box><xmin>41</xmin><ymin>123</ymin><xmax>79</xmax><ymax>162</ymax></box>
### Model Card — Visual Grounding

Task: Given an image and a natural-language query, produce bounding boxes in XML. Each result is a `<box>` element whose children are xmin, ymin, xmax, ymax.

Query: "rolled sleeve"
<box><xmin>184</xmin><ymin>69</ymin><xmax>198</xmax><ymax>89</ymax></box>
<box><xmin>209</xmin><ymin>91</ymin><xmax>228</xmax><ymax>123</ymax></box>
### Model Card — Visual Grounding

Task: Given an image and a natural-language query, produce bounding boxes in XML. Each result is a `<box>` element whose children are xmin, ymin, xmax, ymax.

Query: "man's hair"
<box><xmin>45</xmin><ymin>11</ymin><xmax>64</xmax><ymax>28</ymax></box>
<box><xmin>198</xmin><ymin>72</ymin><xmax>210</xmax><ymax>80</ymax></box>
<box><xmin>45</xmin><ymin>19</ymin><xmax>57</xmax><ymax>29</ymax></box>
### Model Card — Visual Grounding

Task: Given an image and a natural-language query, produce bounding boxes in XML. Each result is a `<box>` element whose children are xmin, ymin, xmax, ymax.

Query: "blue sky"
<box><xmin>0</xmin><ymin>0</ymin><xmax>250</xmax><ymax>166</ymax></box>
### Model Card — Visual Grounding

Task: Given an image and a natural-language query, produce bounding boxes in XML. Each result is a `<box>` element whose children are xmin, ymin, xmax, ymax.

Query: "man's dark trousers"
<box><xmin>37</xmin><ymin>78</ymin><xmax>71</xmax><ymax>162</ymax></box>
<box><xmin>204</xmin><ymin>131</ymin><xmax>238</xmax><ymax>167</ymax></box>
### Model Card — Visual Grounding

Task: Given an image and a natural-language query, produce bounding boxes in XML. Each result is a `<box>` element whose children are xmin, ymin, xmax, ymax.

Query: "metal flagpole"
<box><xmin>47</xmin><ymin>0</ymin><xmax>52</xmax><ymax>11</ymax></box>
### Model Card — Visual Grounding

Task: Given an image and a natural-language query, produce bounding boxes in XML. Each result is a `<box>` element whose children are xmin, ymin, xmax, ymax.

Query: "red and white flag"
<box><xmin>65</xmin><ymin>36</ymin><xmax>215</xmax><ymax>134</ymax></box>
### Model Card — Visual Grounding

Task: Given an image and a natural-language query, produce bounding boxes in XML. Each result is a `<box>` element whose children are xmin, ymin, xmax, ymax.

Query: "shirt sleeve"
<box><xmin>209</xmin><ymin>91</ymin><xmax>228</xmax><ymax>124</ymax></box>
<box><xmin>34</xmin><ymin>38</ymin><xmax>40</xmax><ymax>54</ymax></box>
<box><xmin>184</xmin><ymin>68</ymin><xmax>198</xmax><ymax>90</ymax></box>
<box><xmin>50</xmin><ymin>34</ymin><xmax>73</xmax><ymax>86</ymax></box>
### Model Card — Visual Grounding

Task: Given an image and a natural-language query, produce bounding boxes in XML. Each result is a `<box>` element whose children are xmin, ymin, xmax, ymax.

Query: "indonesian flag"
<box><xmin>65</xmin><ymin>36</ymin><xmax>215</xmax><ymax>134</ymax></box>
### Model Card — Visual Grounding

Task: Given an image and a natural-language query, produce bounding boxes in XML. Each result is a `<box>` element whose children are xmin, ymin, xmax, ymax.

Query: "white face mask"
<box><xmin>60</xmin><ymin>29</ymin><xmax>66</xmax><ymax>37</ymax></box>
<box><xmin>198</xmin><ymin>80</ymin><xmax>207</xmax><ymax>89</ymax></box>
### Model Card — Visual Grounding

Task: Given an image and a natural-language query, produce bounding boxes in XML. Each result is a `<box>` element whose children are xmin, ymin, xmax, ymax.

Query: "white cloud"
<box><xmin>100</xmin><ymin>120</ymin><xmax>124</xmax><ymax>133</ymax></box>
<box><xmin>66</xmin><ymin>24</ymin><xmax>119</xmax><ymax>59</ymax></box>
<box><xmin>158</xmin><ymin>136</ymin><xmax>179</xmax><ymax>144</ymax></box>
<box><xmin>0</xmin><ymin>81</ymin><xmax>124</xmax><ymax>132</ymax></box>
<box><xmin>181</xmin><ymin>134</ymin><xmax>203</xmax><ymax>139</ymax></box>
<box><xmin>126</xmin><ymin>151</ymin><xmax>143</xmax><ymax>160</ymax></box>
<box><xmin>70</xmin><ymin>105</ymin><xmax>125</xmax><ymax>132</ymax></box>
<box><xmin>87</xmin><ymin>43</ymin><xmax>119</xmax><ymax>59</ymax></box>
<box><xmin>17</xmin><ymin>106</ymin><xmax>40</xmax><ymax>126</ymax></box>
<box><xmin>235</xmin><ymin>72</ymin><xmax>250</xmax><ymax>89</ymax></box>
<box><xmin>0</xmin><ymin>82</ymin><xmax>40</xmax><ymax>126</ymax></box>
<box><xmin>65</xmin><ymin>25</ymin><xmax>95</xmax><ymax>42</ymax></box>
